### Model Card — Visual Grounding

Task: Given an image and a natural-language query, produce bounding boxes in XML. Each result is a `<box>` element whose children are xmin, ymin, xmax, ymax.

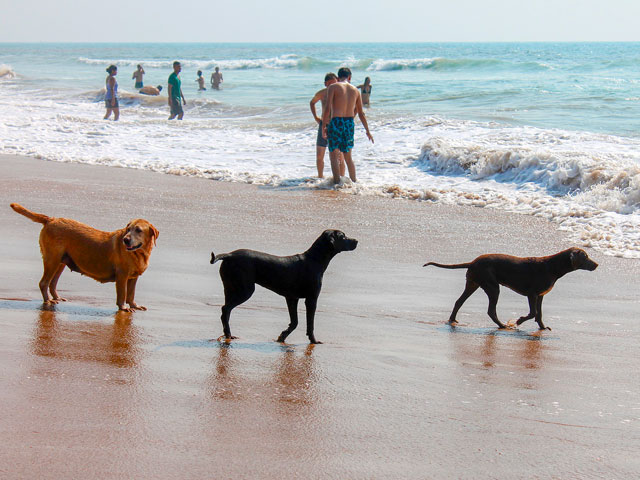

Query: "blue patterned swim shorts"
<box><xmin>327</xmin><ymin>117</ymin><xmax>355</xmax><ymax>153</ymax></box>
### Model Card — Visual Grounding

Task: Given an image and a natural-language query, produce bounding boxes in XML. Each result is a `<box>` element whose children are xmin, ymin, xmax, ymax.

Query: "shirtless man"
<box><xmin>322</xmin><ymin>67</ymin><xmax>374</xmax><ymax>184</ymax></box>
<box><xmin>210</xmin><ymin>67</ymin><xmax>223</xmax><ymax>90</ymax></box>
<box><xmin>310</xmin><ymin>72</ymin><xmax>344</xmax><ymax>178</ymax></box>
<box><xmin>139</xmin><ymin>85</ymin><xmax>162</xmax><ymax>95</ymax></box>
<box><xmin>132</xmin><ymin>64</ymin><xmax>145</xmax><ymax>89</ymax></box>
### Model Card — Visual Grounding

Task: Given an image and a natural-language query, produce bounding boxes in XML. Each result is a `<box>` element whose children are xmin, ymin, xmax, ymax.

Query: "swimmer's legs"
<box><xmin>316</xmin><ymin>146</ymin><xmax>326</xmax><ymax>178</ymax></box>
<box><xmin>329</xmin><ymin>149</ymin><xmax>342</xmax><ymax>184</ymax></box>
<box><xmin>339</xmin><ymin>153</ymin><xmax>346</xmax><ymax>177</ymax></box>
<box><xmin>343</xmin><ymin>151</ymin><xmax>356</xmax><ymax>182</ymax></box>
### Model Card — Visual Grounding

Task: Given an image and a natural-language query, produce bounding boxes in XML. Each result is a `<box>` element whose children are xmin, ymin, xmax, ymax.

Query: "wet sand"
<box><xmin>1</xmin><ymin>154</ymin><xmax>639</xmax><ymax>479</ymax></box>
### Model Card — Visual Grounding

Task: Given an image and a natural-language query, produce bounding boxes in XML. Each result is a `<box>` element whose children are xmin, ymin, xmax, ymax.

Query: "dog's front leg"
<box><xmin>515</xmin><ymin>295</ymin><xmax>538</xmax><ymax>327</ymax></box>
<box><xmin>277</xmin><ymin>297</ymin><xmax>299</xmax><ymax>342</ymax></box>
<box><xmin>534</xmin><ymin>296</ymin><xmax>550</xmax><ymax>330</ymax></box>
<box><xmin>305</xmin><ymin>297</ymin><xmax>322</xmax><ymax>344</ymax></box>
<box><xmin>115</xmin><ymin>273</ymin><xmax>132</xmax><ymax>312</ymax></box>
<box><xmin>126</xmin><ymin>277</ymin><xmax>146</xmax><ymax>311</ymax></box>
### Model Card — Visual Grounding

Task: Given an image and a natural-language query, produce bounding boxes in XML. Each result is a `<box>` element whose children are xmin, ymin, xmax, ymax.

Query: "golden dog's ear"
<box><xmin>150</xmin><ymin>224</ymin><xmax>159</xmax><ymax>246</ymax></box>
<box><xmin>125</xmin><ymin>221</ymin><xmax>132</xmax><ymax>231</ymax></box>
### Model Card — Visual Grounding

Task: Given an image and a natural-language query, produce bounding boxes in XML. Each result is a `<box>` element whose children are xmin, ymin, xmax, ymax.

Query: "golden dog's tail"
<box><xmin>10</xmin><ymin>203</ymin><xmax>51</xmax><ymax>224</ymax></box>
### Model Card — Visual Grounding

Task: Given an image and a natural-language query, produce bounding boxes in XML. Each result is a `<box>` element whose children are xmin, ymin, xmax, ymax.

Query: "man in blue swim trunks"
<box><xmin>322</xmin><ymin>67</ymin><xmax>374</xmax><ymax>184</ymax></box>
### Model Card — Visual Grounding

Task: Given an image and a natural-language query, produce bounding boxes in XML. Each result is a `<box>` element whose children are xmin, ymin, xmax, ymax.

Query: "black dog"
<box><xmin>210</xmin><ymin>230</ymin><xmax>358</xmax><ymax>344</ymax></box>
<box><xmin>424</xmin><ymin>247</ymin><xmax>598</xmax><ymax>330</ymax></box>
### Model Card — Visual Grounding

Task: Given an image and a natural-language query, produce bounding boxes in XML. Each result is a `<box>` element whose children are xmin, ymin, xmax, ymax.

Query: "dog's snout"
<box><xmin>123</xmin><ymin>236</ymin><xmax>131</xmax><ymax>246</ymax></box>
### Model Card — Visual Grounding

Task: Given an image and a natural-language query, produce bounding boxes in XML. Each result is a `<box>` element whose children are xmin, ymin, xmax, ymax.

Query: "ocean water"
<box><xmin>1</xmin><ymin>42</ymin><xmax>639</xmax><ymax>257</ymax></box>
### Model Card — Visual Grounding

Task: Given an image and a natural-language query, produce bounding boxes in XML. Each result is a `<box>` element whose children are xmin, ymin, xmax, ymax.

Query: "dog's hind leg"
<box><xmin>39</xmin><ymin>257</ymin><xmax>63</xmax><ymax>305</ymax></box>
<box><xmin>448</xmin><ymin>279</ymin><xmax>479</xmax><ymax>325</ymax></box>
<box><xmin>277</xmin><ymin>297</ymin><xmax>299</xmax><ymax>343</ymax></box>
<box><xmin>219</xmin><ymin>284</ymin><xmax>255</xmax><ymax>341</ymax></box>
<box><xmin>480</xmin><ymin>282</ymin><xmax>506</xmax><ymax>328</ymax></box>
<box><xmin>305</xmin><ymin>297</ymin><xmax>322</xmax><ymax>344</ymax></box>
<box><xmin>48</xmin><ymin>264</ymin><xmax>67</xmax><ymax>302</ymax></box>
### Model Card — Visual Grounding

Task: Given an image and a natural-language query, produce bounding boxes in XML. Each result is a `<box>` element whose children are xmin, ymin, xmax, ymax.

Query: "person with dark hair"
<box><xmin>196</xmin><ymin>70</ymin><xmax>206</xmax><ymax>91</ymax></box>
<box><xmin>210</xmin><ymin>67</ymin><xmax>223</xmax><ymax>89</ymax></box>
<box><xmin>168</xmin><ymin>61</ymin><xmax>186</xmax><ymax>120</ymax></box>
<box><xmin>104</xmin><ymin>65</ymin><xmax>119</xmax><ymax>121</ymax></box>
<box><xmin>309</xmin><ymin>72</ymin><xmax>344</xmax><ymax>178</ymax></box>
<box><xmin>357</xmin><ymin>76</ymin><xmax>372</xmax><ymax>107</ymax></box>
<box><xmin>132</xmin><ymin>64</ymin><xmax>145</xmax><ymax>89</ymax></box>
<box><xmin>139</xmin><ymin>85</ymin><xmax>163</xmax><ymax>96</ymax></box>
<box><xmin>322</xmin><ymin>67</ymin><xmax>374</xmax><ymax>183</ymax></box>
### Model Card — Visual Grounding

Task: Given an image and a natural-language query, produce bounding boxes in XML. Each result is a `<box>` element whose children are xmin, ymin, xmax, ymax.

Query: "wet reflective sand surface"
<box><xmin>1</xmin><ymin>156</ymin><xmax>639</xmax><ymax>478</ymax></box>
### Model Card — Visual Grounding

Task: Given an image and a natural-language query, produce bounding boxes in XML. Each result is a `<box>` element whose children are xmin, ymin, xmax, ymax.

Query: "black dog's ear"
<box><xmin>569</xmin><ymin>248</ymin><xmax>584</xmax><ymax>268</ymax></box>
<box><xmin>327</xmin><ymin>230</ymin><xmax>337</xmax><ymax>248</ymax></box>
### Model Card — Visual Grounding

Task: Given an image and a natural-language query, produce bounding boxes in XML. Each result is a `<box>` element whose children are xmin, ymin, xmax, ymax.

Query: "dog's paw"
<box><xmin>217</xmin><ymin>335</ymin><xmax>238</xmax><ymax>342</ymax></box>
<box><xmin>129</xmin><ymin>303</ymin><xmax>147</xmax><ymax>311</ymax></box>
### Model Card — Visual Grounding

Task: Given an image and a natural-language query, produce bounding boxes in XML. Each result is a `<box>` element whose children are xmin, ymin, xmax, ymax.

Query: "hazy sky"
<box><xmin>1</xmin><ymin>0</ymin><xmax>639</xmax><ymax>43</ymax></box>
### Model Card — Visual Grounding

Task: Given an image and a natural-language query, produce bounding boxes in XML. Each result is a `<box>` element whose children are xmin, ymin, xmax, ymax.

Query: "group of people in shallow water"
<box><xmin>104</xmin><ymin>62</ymin><xmax>373</xmax><ymax>184</ymax></box>
<box><xmin>310</xmin><ymin>68</ymin><xmax>374</xmax><ymax>183</ymax></box>
<box><xmin>103</xmin><ymin>62</ymin><xmax>223</xmax><ymax>121</ymax></box>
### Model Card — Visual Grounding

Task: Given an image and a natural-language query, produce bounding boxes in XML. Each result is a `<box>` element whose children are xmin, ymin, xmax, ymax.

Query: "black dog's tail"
<box><xmin>423</xmin><ymin>261</ymin><xmax>473</xmax><ymax>269</ymax></box>
<box><xmin>210</xmin><ymin>252</ymin><xmax>233</xmax><ymax>264</ymax></box>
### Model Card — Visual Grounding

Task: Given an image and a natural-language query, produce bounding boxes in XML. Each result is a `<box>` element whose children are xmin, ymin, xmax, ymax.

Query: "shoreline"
<box><xmin>1</xmin><ymin>154</ymin><xmax>639</xmax><ymax>478</ymax></box>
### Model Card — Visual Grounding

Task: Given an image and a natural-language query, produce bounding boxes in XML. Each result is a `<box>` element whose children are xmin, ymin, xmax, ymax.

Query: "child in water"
<box><xmin>196</xmin><ymin>70</ymin><xmax>206</xmax><ymax>91</ymax></box>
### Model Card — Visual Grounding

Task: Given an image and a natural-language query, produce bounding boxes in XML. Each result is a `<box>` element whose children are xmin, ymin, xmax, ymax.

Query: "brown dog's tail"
<box><xmin>210</xmin><ymin>252</ymin><xmax>233</xmax><ymax>264</ymax></box>
<box><xmin>423</xmin><ymin>261</ymin><xmax>473</xmax><ymax>269</ymax></box>
<box><xmin>10</xmin><ymin>203</ymin><xmax>51</xmax><ymax>224</ymax></box>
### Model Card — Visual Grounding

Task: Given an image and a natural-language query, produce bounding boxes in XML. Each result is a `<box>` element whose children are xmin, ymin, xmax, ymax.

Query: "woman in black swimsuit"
<box><xmin>357</xmin><ymin>77</ymin><xmax>372</xmax><ymax>107</ymax></box>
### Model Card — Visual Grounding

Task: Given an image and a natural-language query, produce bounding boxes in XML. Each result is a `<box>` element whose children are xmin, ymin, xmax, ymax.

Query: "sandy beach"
<box><xmin>1</xmin><ymin>154</ymin><xmax>639</xmax><ymax>479</ymax></box>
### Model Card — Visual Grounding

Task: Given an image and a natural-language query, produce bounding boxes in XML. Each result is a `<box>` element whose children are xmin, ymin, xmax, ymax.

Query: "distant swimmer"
<box><xmin>197</xmin><ymin>70</ymin><xmax>206</xmax><ymax>91</ymax></box>
<box><xmin>310</xmin><ymin>72</ymin><xmax>344</xmax><ymax>178</ymax></box>
<box><xmin>139</xmin><ymin>85</ymin><xmax>163</xmax><ymax>96</ymax></box>
<box><xmin>357</xmin><ymin>77</ymin><xmax>372</xmax><ymax>107</ymax></box>
<box><xmin>104</xmin><ymin>65</ymin><xmax>119</xmax><ymax>121</ymax></box>
<box><xmin>168</xmin><ymin>61</ymin><xmax>186</xmax><ymax>120</ymax></box>
<box><xmin>132</xmin><ymin>64</ymin><xmax>145</xmax><ymax>89</ymax></box>
<box><xmin>210</xmin><ymin>67</ymin><xmax>223</xmax><ymax>90</ymax></box>
<box><xmin>322</xmin><ymin>67</ymin><xmax>374</xmax><ymax>184</ymax></box>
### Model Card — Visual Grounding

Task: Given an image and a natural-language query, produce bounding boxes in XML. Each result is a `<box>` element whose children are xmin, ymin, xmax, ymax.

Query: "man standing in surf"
<box><xmin>168</xmin><ymin>61</ymin><xmax>186</xmax><ymax>120</ymax></box>
<box><xmin>310</xmin><ymin>72</ymin><xmax>344</xmax><ymax>178</ymax></box>
<box><xmin>322</xmin><ymin>67</ymin><xmax>374</xmax><ymax>184</ymax></box>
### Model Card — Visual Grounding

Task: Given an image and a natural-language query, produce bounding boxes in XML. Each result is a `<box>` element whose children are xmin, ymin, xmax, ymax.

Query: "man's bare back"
<box><xmin>327</xmin><ymin>81</ymin><xmax>360</xmax><ymax>117</ymax></box>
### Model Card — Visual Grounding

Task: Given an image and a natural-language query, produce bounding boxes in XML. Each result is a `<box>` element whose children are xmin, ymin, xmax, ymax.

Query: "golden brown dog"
<box><xmin>11</xmin><ymin>203</ymin><xmax>159</xmax><ymax>312</ymax></box>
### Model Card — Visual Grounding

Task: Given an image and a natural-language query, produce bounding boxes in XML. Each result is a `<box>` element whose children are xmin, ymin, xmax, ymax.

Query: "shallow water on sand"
<box><xmin>1</xmin><ymin>157</ymin><xmax>638</xmax><ymax>478</ymax></box>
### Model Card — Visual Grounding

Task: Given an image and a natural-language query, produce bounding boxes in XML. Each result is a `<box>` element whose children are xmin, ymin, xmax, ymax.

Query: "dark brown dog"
<box><xmin>210</xmin><ymin>230</ymin><xmax>358</xmax><ymax>344</ymax></box>
<box><xmin>424</xmin><ymin>247</ymin><xmax>598</xmax><ymax>330</ymax></box>
<box><xmin>11</xmin><ymin>203</ymin><xmax>158</xmax><ymax>312</ymax></box>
